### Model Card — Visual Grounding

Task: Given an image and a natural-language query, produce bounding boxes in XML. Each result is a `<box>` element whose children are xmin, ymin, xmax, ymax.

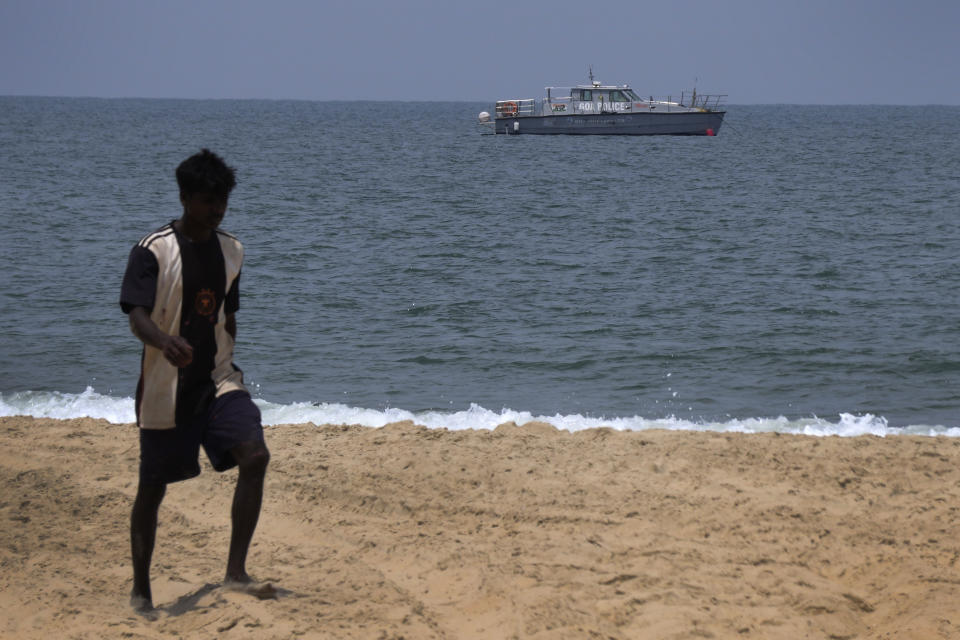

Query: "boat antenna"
<box><xmin>589</xmin><ymin>65</ymin><xmax>594</xmax><ymax>84</ymax></box>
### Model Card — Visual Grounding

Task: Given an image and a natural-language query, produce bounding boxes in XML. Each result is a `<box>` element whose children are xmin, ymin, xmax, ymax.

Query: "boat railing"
<box><xmin>495</xmin><ymin>99</ymin><xmax>536</xmax><ymax>118</ymax></box>
<box><xmin>679</xmin><ymin>91</ymin><xmax>727</xmax><ymax>112</ymax></box>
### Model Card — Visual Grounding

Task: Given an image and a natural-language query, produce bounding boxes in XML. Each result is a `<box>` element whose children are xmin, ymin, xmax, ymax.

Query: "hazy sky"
<box><xmin>2</xmin><ymin>0</ymin><xmax>957</xmax><ymax>104</ymax></box>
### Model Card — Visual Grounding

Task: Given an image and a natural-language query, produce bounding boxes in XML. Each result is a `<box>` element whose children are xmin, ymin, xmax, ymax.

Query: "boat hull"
<box><xmin>494</xmin><ymin>110</ymin><xmax>724</xmax><ymax>136</ymax></box>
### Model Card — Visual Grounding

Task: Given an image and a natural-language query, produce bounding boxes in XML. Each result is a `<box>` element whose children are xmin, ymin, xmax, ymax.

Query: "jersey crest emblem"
<box><xmin>195</xmin><ymin>288</ymin><xmax>216</xmax><ymax>316</ymax></box>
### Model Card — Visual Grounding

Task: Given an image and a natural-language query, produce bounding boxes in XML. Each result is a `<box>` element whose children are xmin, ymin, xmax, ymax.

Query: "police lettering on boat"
<box><xmin>478</xmin><ymin>69</ymin><xmax>726</xmax><ymax>136</ymax></box>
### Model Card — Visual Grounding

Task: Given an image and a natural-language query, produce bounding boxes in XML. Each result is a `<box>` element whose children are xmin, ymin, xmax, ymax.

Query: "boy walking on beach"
<box><xmin>120</xmin><ymin>149</ymin><xmax>272</xmax><ymax>614</ymax></box>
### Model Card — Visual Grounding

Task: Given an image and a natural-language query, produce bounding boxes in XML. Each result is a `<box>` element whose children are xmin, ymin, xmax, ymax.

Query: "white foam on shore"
<box><xmin>0</xmin><ymin>387</ymin><xmax>136</xmax><ymax>424</ymax></box>
<box><xmin>1</xmin><ymin>387</ymin><xmax>957</xmax><ymax>437</ymax></box>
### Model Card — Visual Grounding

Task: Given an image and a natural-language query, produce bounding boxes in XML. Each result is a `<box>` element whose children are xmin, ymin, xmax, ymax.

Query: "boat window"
<box><xmin>580</xmin><ymin>89</ymin><xmax>592</xmax><ymax>101</ymax></box>
<box><xmin>623</xmin><ymin>89</ymin><xmax>640</xmax><ymax>101</ymax></box>
<box><xmin>610</xmin><ymin>91</ymin><xmax>627</xmax><ymax>102</ymax></box>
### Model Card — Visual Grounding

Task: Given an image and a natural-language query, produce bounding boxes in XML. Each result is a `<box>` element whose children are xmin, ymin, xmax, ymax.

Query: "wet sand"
<box><xmin>2</xmin><ymin>416</ymin><xmax>960</xmax><ymax>639</ymax></box>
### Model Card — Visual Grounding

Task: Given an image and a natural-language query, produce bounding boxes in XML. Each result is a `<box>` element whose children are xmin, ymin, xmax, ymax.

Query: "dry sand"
<box><xmin>2</xmin><ymin>415</ymin><xmax>960</xmax><ymax>639</ymax></box>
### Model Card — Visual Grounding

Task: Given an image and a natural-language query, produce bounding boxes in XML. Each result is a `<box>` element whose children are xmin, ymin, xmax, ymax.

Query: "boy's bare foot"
<box><xmin>223</xmin><ymin>575</ymin><xmax>278</xmax><ymax>600</ymax></box>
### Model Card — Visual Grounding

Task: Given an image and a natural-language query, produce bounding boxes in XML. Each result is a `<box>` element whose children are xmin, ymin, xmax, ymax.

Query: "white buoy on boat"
<box><xmin>478</xmin><ymin>111</ymin><xmax>491</xmax><ymax>123</ymax></box>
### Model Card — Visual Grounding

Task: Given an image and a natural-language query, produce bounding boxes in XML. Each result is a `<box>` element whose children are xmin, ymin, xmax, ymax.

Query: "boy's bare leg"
<box><xmin>130</xmin><ymin>481</ymin><xmax>166</xmax><ymax>613</ymax></box>
<box><xmin>225</xmin><ymin>441</ymin><xmax>270</xmax><ymax>588</ymax></box>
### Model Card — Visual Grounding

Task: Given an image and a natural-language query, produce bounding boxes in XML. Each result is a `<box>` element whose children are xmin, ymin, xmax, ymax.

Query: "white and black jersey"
<box><xmin>121</xmin><ymin>222</ymin><xmax>247</xmax><ymax>430</ymax></box>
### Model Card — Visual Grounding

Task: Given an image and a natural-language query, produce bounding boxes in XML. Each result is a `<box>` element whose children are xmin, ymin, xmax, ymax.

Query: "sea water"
<box><xmin>1</xmin><ymin>97</ymin><xmax>959</xmax><ymax>435</ymax></box>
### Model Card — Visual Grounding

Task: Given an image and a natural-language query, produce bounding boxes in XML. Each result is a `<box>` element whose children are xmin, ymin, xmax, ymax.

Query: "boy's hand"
<box><xmin>128</xmin><ymin>306</ymin><xmax>194</xmax><ymax>367</ymax></box>
<box><xmin>161</xmin><ymin>335</ymin><xmax>194</xmax><ymax>368</ymax></box>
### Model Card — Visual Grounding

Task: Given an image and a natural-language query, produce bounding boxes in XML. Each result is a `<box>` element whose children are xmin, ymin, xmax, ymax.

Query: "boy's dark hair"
<box><xmin>176</xmin><ymin>148</ymin><xmax>236</xmax><ymax>198</ymax></box>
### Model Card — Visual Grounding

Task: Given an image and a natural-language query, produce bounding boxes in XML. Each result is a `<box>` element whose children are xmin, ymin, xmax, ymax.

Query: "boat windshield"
<box><xmin>560</xmin><ymin>86</ymin><xmax>641</xmax><ymax>101</ymax></box>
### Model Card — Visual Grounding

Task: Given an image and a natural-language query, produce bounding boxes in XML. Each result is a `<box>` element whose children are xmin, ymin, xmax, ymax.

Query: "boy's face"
<box><xmin>180</xmin><ymin>191</ymin><xmax>228</xmax><ymax>232</ymax></box>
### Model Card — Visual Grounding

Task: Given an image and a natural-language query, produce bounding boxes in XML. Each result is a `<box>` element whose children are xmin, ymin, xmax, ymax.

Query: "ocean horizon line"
<box><xmin>3</xmin><ymin>94</ymin><xmax>959</xmax><ymax>108</ymax></box>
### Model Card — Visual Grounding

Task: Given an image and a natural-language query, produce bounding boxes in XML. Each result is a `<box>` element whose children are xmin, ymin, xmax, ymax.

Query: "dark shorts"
<box><xmin>139</xmin><ymin>390</ymin><xmax>265</xmax><ymax>484</ymax></box>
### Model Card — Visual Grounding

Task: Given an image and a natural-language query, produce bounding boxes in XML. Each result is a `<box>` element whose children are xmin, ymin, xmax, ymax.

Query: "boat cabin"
<box><xmin>547</xmin><ymin>84</ymin><xmax>648</xmax><ymax>114</ymax></box>
<box><xmin>495</xmin><ymin>82</ymin><xmax>694</xmax><ymax>119</ymax></box>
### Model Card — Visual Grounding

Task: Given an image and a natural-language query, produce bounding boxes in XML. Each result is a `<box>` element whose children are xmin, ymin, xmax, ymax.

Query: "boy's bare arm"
<box><xmin>128</xmin><ymin>306</ymin><xmax>194</xmax><ymax>367</ymax></box>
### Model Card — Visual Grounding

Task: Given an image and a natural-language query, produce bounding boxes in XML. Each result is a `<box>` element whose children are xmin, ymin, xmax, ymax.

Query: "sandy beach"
<box><xmin>2</xmin><ymin>416</ymin><xmax>959</xmax><ymax>639</ymax></box>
